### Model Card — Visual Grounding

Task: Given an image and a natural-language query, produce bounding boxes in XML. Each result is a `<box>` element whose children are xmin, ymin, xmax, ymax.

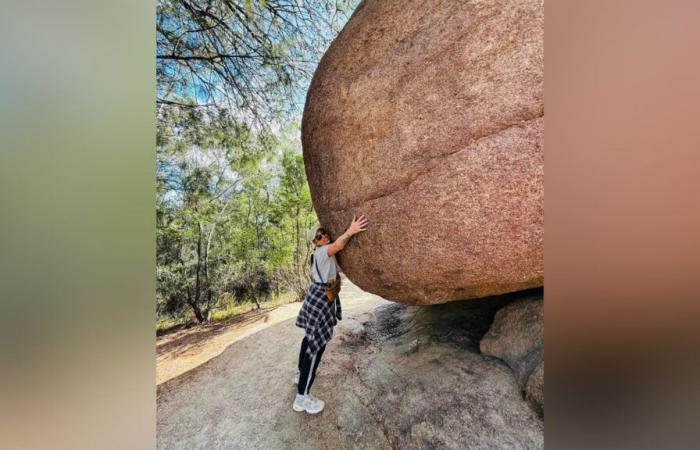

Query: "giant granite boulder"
<box><xmin>302</xmin><ymin>0</ymin><xmax>544</xmax><ymax>304</ymax></box>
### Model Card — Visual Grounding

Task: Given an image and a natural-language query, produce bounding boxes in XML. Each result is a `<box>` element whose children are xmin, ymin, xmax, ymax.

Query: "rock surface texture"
<box><xmin>302</xmin><ymin>0</ymin><xmax>544</xmax><ymax>304</ymax></box>
<box><xmin>480</xmin><ymin>290</ymin><xmax>544</xmax><ymax>416</ymax></box>
<box><xmin>157</xmin><ymin>281</ymin><xmax>543</xmax><ymax>449</ymax></box>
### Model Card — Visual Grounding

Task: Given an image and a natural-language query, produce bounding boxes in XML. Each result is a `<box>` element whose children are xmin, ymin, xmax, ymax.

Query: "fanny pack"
<box><xmin>314</xmin><ymin>256</ymin><xmax>341</xmax><ymax>302</ymax></box>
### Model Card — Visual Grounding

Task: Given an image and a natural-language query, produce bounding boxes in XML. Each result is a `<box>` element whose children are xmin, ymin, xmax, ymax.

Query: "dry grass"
<box><xmin>156</xmin><ymin>291</ymin><xmax>299</xmax><ymax>335</ymax></box>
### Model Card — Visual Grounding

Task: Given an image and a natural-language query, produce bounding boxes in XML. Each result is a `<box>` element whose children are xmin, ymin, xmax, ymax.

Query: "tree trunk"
<box><xmin>294</xmin><ymin>205</ymin><xmax>300</xmax><ymax>267</ymax></box>
<box><xmin>192</xmin><ymin>225</ymin><xmax>207</xmax><ymax>323</ymax></box>
<box><xmin>188</xmin><ymin>299</ymin><xmax>207</xmax><ymax>323</ymax></box>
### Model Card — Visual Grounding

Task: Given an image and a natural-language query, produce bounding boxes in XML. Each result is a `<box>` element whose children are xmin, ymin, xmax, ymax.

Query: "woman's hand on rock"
<box><xmin>348</xmin><ymin>215</ymin><xmax>368</xmax><ymax>236</ymax></box>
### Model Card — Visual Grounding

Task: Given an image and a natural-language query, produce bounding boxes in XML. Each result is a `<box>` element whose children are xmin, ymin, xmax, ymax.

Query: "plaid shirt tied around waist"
<box><xmin>295</xmin><ymin>282</ymin><xmax>342</xmax><ymax>358</ymax></box>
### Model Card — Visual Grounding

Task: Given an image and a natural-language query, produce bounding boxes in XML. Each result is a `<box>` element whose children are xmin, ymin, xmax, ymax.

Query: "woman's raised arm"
<box><xmin>327</xmin><ymin>215</ymin><xmax>368</xmax><ymax>256</ymax></box>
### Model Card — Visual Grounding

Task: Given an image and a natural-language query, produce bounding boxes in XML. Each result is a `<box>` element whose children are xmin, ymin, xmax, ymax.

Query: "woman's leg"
<box><xmin>307</xmin><ymin>343</ymin><xmax>326</xmax><ymax>391</ymax></box>
<box><xmin>297</xmin><ymin>342</ymin><xmax>327</xmax><ymax>396</ymax></box>
<box><xmin>297</xmin><ymin>350</ymin><xmax>314</xmax><ymax>395</ymax></box>
<box><xmin>298</xmin><ymin>336</ymin><xmax>308</xmax><ymax>372</ymax></box>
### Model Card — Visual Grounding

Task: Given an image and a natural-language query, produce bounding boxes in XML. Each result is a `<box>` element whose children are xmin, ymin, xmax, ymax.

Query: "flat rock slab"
<box><xmin>303</xmin><ymin>0</ymin><xmax>544</xmax><ymax>304</ymax></box>
<box><xmin>157</xmin><ymin>283</ymin><xmax>543</xmax><ymax>449</ymax></box>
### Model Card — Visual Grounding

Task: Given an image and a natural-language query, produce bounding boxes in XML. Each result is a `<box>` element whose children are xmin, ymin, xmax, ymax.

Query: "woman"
<box><xmin>292</xmin><ymin>215</ymin><xmax>368</xmax><ymax>414</ymax></box>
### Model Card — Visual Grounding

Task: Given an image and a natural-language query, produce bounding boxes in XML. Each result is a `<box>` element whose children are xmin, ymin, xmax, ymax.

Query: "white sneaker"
<box><xmin>292</xmin><ymin>394</ymin><xmax>325</xmax><ymax>414</ymax></box>
<box><xmin>294</xmin><ymin>369</ymin><xmax>299</xmax><ymax>385</ymax></box>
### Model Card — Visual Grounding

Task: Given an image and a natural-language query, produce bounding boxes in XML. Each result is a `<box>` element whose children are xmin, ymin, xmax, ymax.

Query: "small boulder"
<box><xmin>480</xmin><ymin>290</ymin><xmax>544</xmax><ymax>415</ymax></box>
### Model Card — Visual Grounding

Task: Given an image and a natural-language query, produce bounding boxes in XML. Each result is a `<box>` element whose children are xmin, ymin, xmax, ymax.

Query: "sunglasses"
<box><xmin>314</xmin><ymin>228</ymin><xmax>327</xmax><ymax>240</ymax></box>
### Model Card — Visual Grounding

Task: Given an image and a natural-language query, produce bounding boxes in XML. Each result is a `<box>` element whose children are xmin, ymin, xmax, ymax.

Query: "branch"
<box><xmin>157</xmin><ymin>53</ymin><xmax>257</xmax><ymax>61</ymax></box>
<box><xmin>157</xmin><ymin>98</ymin><xmax>216</xmax><ymax>108</ymax></box>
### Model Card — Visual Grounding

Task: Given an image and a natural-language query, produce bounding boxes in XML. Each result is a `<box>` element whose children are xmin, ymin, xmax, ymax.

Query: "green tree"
<box><xmin>273</xmin><ymin>141</ymin><xmax>316</xmax><ymax>299</ymax></box>
<box><xmin>157</xmin><ymin>107</ymin><xmax>273</xmax><ymax>322</ymax></box>
<box><xmin>156</xmin><ymin>0</ymin><xmax>357</xmax><ymax>327</ymax></box>
<box><xmin>157</xmin><ymin>0</ymin><xmax>357</xmax><ymax>124</ymax></box>
<box><xmin>157</xmin><ymin>110</ymin><xmax>316</xmax><ymax>324</ymax></box>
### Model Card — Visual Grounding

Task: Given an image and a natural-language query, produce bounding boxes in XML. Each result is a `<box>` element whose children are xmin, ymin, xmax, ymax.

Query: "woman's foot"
<box><xmin>292</xmin><ymin>394</ymin><xmax>325</xmax><ymax>414</ymax></box>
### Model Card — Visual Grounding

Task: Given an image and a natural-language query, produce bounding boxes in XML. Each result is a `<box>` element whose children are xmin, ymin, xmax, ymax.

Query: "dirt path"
<box><xmin>156</xmin><ymin>280</ymin><xmax>386</xmax><ymax>385</ymax></box>
<box><xmin>157</xmin><ymin>281</ymin><xmax>543</xmax><ymax>449</ymax></box>
<box><xmin>157</xmin><ymin>303</ymin><xmax>300</xmax><ymax>385</ymax></box>
<box><xmin>157</xmin><ymin>280</ymin><xmax>388</xmax><ymax>449</ymax></box>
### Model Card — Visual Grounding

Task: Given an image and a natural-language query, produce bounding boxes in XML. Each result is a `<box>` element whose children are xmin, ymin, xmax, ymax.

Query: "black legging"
<box><xmin>297</xmin><ymin>336</ymin><xmax>326</xmax><ymax>395</ymax></box>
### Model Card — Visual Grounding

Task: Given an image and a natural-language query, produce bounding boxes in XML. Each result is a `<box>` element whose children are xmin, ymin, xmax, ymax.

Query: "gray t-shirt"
<box><xmin>312</xmin><ymin>245</ymin><xmax>339</xmax><ymax>283</ymax></box>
